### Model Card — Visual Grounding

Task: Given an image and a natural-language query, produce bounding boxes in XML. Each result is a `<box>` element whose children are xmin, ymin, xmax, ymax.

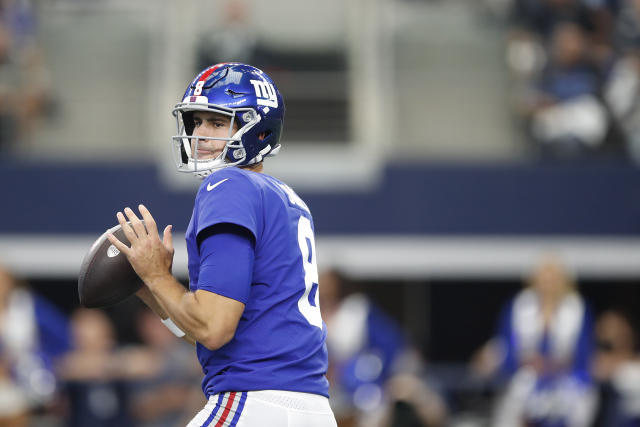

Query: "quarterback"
<box><xmin>108</xmin><ymin>63</ymin><xmax>336</xmax><ymax>426</ymax></box>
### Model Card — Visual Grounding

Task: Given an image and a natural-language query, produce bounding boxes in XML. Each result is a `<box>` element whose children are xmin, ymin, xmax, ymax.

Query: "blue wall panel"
<box><xmin>2</xmin><ymin>160</ymin><xmax>639</xmax><ymax>235</ymax></box>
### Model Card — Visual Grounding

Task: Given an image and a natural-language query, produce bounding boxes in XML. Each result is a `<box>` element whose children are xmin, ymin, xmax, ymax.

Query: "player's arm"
<box><xmin>146</xmin><ymin>223</ymin><xmax>252</xmax><ymax>350</ymax></box>
<box><xmin>135</xmin><ymin>286</ymin><xmax>196</xmax><ymax>346</ymax></box>
<box><xmin>107</xmin><ymin>205</ymin><xmax>245</xmax><ymax>350</ymax></box>
<box><xmin>125</xmin><ymin>234</ymin><xmax>197</xmax><ymax>346</ymax></box>
<box><xmin>142</xmin><ymin>277</ymin><xmax>244</xmax><ymax>350</ymax></box>
<box><xmin>135</xmin><ymin>285</ymin><xmax>168</xmax><ymax>318</ymax></box>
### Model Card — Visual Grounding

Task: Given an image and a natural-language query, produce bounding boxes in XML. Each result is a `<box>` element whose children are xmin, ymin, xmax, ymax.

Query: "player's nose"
<box><xmin>193</xmin><ymin>125</ymin><xmax>213</xmax><ymax>138</ymax></box>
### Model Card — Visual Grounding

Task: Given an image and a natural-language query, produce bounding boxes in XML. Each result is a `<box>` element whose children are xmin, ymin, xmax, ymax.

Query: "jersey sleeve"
<box><xmin>197</xmin><ymin>226</ymin><xmax>255</xmax><ymax>304</ymax></box>
<box><xmin>195</xmin><ymin>170</ymin><xmax>261</xmax><ymax>240</ymax></box>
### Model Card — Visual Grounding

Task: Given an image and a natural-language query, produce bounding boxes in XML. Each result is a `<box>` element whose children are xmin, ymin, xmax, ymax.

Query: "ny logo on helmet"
<box><xmin>250</xmin><ymin>80</ymin><xmax>278</xmax><ymax>108</ymax></box>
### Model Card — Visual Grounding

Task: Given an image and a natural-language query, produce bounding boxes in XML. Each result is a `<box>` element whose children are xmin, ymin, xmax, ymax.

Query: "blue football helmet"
<box><xmin>171</xmin><ymin>63</ymin><xmax>285</xmax><ymax>177</ymax></box>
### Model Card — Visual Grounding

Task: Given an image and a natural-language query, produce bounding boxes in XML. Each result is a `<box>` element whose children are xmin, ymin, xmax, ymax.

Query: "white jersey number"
<box><xmin>297</xmin><ymin>216</ymin><xmax>323</xmax><ymax>329</ymax></box>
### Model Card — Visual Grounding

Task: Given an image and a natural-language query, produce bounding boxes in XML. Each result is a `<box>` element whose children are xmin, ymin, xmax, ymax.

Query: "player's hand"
<box><xmin>107</xmin><ymin>204</ymin><xmax>174</xmax><ymax>285</ymax></box>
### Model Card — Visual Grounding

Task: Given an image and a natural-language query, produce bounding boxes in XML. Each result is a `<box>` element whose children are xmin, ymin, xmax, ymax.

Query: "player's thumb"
<box><xmin>163</xmin><ymin>225</ymin><xmax>174</xmax><ymax>252</ymax></box>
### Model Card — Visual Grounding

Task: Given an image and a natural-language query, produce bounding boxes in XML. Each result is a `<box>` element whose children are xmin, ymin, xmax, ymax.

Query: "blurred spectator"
<box><xmin>520</xmin><ymin>22</ymin><xmax>611</xmax><ymax>156</ymax></box>
<box><xmin>505</xmin><ymin>0</ymin><xmax>640</xmax><ymax>162</ymax></box>
<box><xmin>591</xmin><ymin>308</ymin><xmax>640</xmax><ymax>426</ymax></box>
<box><xmin>612</xmin><ymin>0</ymin><xmax>640</xmax><ymax>51</ymax></box>
<box><xmin>0</xmin><ymin>0</ymin><xmax>54</xmax><ymax>152</ymax></box>
<box><xmin>471</xmin><ymin>255</ymin><xmax>597</xmax><ymax>427</ymax></box>
<box><xmin>510</xmin><ymin>0</ymin><xmax>608</xmax><ymax>40</ymax></box>
<box><xmin>0</xmin><ymin>266</ymin><xmax>70</xmax><ymax>427</ymax></box>
<box><xmin>194</xmin><ymin>0</ymin><xmax>258</xmax><ymax>72</ymax></box>
<box><xmin>129</xmin><ymin>308</ymin><xmax>204</xmax><ymax>427</ymax></box>
<box><xmin>508</xmin><ymin>0</ymin><xmax>617</xmax><ymax>61</ymax></box>
<box><xmin>604</xmin><ymin>49</ymin><xmax>640</xmax><ymax>161</ymax></box>
<box><xmin>604</xmin><ymin>0</ymin><xmax>640</xmax><ymax>162</ymax></box>
<box><xmin>502</xmin><ymin>0</ymin><xmax>636</xmax><ymax>159</ymax></box>
<box><xmin>57</xmin><ymin>308</ymin><xmax>157</xmax><ymax>427</ymax></box>
<box><xmin>320</xmin><ymin>269</ymin><xmax>447</xmax><ymax>427</ymax></box>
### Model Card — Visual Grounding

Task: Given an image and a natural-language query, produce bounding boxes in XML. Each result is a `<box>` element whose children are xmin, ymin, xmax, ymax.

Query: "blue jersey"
<box><xmin>185</xmin><ymin>167</ymin><xmax>329</xmax><ymax>398</ymax></box>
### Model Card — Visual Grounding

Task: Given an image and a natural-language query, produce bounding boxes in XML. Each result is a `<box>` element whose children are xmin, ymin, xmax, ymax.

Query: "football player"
<box><xmin>107</xmin><ymin>63</ymin><xmax>336</xmax><ymax>426</ymax></box>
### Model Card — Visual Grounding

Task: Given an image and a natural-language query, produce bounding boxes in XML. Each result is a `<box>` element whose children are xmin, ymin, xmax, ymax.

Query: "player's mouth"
<box><xmin>194</xmin><ymin>148</ymin><xmax>222</xmax><ymax>159</ymax></box>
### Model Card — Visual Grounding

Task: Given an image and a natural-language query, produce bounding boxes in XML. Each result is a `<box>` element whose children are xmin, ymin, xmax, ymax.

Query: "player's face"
<box><xmin>191</xmin><ymin>111</ymin><xmax>239</xmax><ymax>160</ymax></box>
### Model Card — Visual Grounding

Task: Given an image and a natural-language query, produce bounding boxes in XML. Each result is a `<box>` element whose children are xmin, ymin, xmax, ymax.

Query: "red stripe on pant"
<box><xmin>214</xmin><ymin>392</ymin><xmax>237</xmax><ymax>427</ymax></box>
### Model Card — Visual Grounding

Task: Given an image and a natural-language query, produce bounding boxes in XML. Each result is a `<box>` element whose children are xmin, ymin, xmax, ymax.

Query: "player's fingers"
<box><xmin>124</xmin><ymin>207</ymin><xmax>146</xmax><ymax>237</ymax></box>
<box><xmin>106</xmin><ymin>233</ymin><xmax>130</xmax><ymax>255</ymax></box>
<box><xmin>116</xmin><ymin>211</ymin><xmax>138</xmax><ymax>242</ymax></box>
<box><xmin>138</xmin><ymin>204</ymin><xmax>158</xmax><ymax>236</ymax></box>
<box><xmin>163</xmin><ymin>225</ymin><xmax>174</xmax><ymax>252</ymax></box>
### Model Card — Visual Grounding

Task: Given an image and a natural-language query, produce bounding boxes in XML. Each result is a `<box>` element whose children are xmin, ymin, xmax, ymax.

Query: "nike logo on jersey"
<box><xmin>207</xmin><ymin>178</ymin><xmax>229</xmax><ymax>191</ymax></box>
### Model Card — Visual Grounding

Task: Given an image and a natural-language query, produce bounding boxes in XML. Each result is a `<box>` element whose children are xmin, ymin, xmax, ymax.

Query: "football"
<box><xmin>78</xmin><ymin>222</ymin><xmax>144</xmax><ymax>308</ymax></box>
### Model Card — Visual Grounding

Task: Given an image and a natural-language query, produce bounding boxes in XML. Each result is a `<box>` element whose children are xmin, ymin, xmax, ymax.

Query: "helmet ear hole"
<box><xmin>259</xmin><ymin>130</ymin><xmax>271</xmax><ymax>141</ymax></box>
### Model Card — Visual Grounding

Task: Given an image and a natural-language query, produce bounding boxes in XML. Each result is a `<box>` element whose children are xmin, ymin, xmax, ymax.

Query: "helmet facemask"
<box><xmin>171</xmin><ymin>104</ymin><xmax>261</xmax><ymax>178</ymax></box>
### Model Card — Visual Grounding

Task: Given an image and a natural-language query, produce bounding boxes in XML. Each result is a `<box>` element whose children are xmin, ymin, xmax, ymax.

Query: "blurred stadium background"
<box><xmin>1</xmin><ymin>0</ymin><xmax>640</xmax><ymax>425</ymax></box>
